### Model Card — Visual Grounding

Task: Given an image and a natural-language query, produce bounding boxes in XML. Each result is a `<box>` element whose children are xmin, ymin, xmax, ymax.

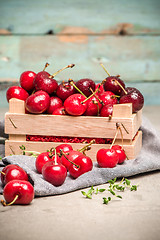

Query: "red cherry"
<box><xmin>103</xmin><ymin>76</ymin><xmax>125</xmax><ymax>95</ymax></box>
<box><xmin>46</xmin><ymin>96</ymin><xmax>63</xmax><ymax>114</ymax></box>
<box><xmin>56</xmin><ymin>144</ymin><xmax>73</xmax><ymax>154</ymax></box>
<box><xmin>2</xmin><ymin>180</ymin><xmax>34</xmax><ymax>206</ymax></box>
<box><xmin>6</xmin><ymin>86</ymin><xmax>29</xmax><ymax>102</ymax></box>
<box><xmin>64</xmin><ymin>94</ymin><xmax>87</xmax><ymax>116</ymax></box>
<box><xmin>111</xmin><ymin>145</ymin><xmax>126</xmax><ymax>164</ymax></box>
<box><xmin>75</xmin><ymin>78</ymin><xmax>96</xmax><ymax>97</ymax></box>
<box><xmin>96</xmin><ymin>148</ymin><xmax>119</xmax><ymax>168</ymax></box>
<box><xmin>68</xmin><ymin>155</ymin><xmax>93</xmax><ymax>179</ymax></box>
<box><xmin>20</xmin><ymin>71</ymin><xmax>36</xmax><ymax>92</ymax></box>
<box><xmin>99</xmin><ymin>91</ymin><xmax>118</xmax><ymax>106</ymax></box>
<box><xmin>35</xmin><ymin>152</ymin><xmax>52</xmax><ymax>174</ymax></box>
<box><xmin>95</xmin><ymin>83</ymin><xmax>105</xmax><ymax>95</ymax></box>
<box><xmin>100</xmin><ymin>104</ymin><xmax>113</xmax><ymax>117</ymax></box>
<box><xmin>42</xmin><ymin>161</ymin><xmax>67</xmax><ymax>186</ymax></box>
<box><xmin>56</xmin><ymin>81</ymin><xmax>76</xmax><ymax>101</ymax></box>
<box><xmin>84</xmin><ymin>95</ymin><xmax>102</xmax><ymax>116</ymax></box>
<box><xmin>52</xmin><ymin>106</ymin><xmax>67</xmax><ymax>115</ymax></box>
<box><xmin>25</xmin><ymin>90</ymin><xmax>50</xmax><ymax>114</ymax></box>
<box><xmin>1</xmin><ymin>164</ymin><xmax>28</xmax><ymax>185</ymax></box>
<box><xmin>60</xmin><ymin>150</ymin><xmax>83</xmax><ymax>170</ymax></box>
<box><xmin>33</xmin><ymin>71</ymin><xmax>58</xmax><ymax>95</ymax></box>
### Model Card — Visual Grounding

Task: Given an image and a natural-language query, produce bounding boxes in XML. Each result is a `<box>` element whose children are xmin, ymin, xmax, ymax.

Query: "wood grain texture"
<box><xmin>0</xmin><ymin>36</ymin><xmax>160</xmax><ymax>81</ymax></box>
<box><xmin>5</xmin><ymin>131</ymin><xmax>142</xmax><ymax>160</ymax></box>
<box><xmin>0</xmin><ymin>0</ymin><xmax>160</xmax><ymax>35</ymax></box>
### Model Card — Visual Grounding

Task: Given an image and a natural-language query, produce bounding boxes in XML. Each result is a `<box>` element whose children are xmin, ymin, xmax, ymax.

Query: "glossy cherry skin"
<box><xmin>25</xmin><ymin>90</ymin><xmax>50</xmax><ymax>114</ymax></box>
<box><xmin>97</xmin><ymin>148</ymin><xmax>119</xmax><ymax>168</ymax></box>
<box><xmin>64</xmin><ymin>94</ymin><xmax>87</xmax><ymax>116</ymax></box>
<box><xmin>6</xmin><ymin>86</ymin><xmax>29</xmax><ymax>102</ymax></box>
<box><xmin>3</xmin><ymin>180</ymin><xmax>34</xmax><ymax>205</ymax></box>
<box><xmin>103</xmin><ymin>76</ymin><xmax>125</xmax><ymax>95</ymax></box>
<box><xmin>119</xmin><ymin>87</ymin><xmax>144</xmax><ymax>113</ymax></box>
<box><xmin>68</xmin><ymin>155</ymin><xmax>93</xmax><ymax>179</ymax></box>
<box><xmin>52</xmin><ymin>106</ymin><xmax>67</xmax><ymax>115</ymax></box>
<box><xmin>100</xmin><ymin>104</ymin><xmax>113</xmax><ymax>117</ymax></box>
<box><xmin>46</xmin><ymin>96</ymin><xmax>63</xmax><ymax>114</ymax></box>
<box><xmin>75</xmin><ymin>78</ymin><xmax>96</xmax><ymax>97</ymax></box>
<box><xmin>33</xmin><ymin>71</ymin><xmax>58</xmax><ymax>94</ymax></box>
<box><xmin>84</xmin><ymin>95</ymin><xmax>102</xmax><ymax>116</ymax></box>
<box><xmin>111</xmin><ymin>145</ymin><xmax>126</xmax><ymax>164</ymax></box>
<box><xmin>56</xmin><ymin>81</ymin><xmax>76</xmax><ymax>101</ymax></box>
<box><xmin>95</xmin><ymin>83</ymin><xmax>105</xmax><ymax>95</ymax></box>
<box><xmin>60</xmin><ymin>150</ymin><xmax>83</xmax><ymax>170</ymax></box>
<box><xmin>36</xmin><ymin>152</ymin><xmax>61</xmax><ymax>173</ymax></box>
<box><xmin>1</xmin><ymin>164</ymin><xmax>28</xmax><ymax>185</ymax></box>
<box><xmin>42</xmin><ymin>162</ymin><xmax>67</xmax><ymax>186</ymax></box>
<box><xmin>56</xmin><ymin>144</ymin><xmax>73</xmax><ymax>154</ymax></box>
<box><xmin>20</xmin><ymin>71</ymin><xmax>36</xmax><ymax>92</ymax></box>
<box><xmin>99</xmin><ymin>91</ymin><xmax>118</xmax><ymax>106</ymax></box>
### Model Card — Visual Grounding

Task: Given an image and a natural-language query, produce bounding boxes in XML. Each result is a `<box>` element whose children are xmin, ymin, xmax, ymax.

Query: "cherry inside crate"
<box><xmin>5</xmin><ymin>98</ymin><xmax>142</xmax><ymax>161</ymax></box>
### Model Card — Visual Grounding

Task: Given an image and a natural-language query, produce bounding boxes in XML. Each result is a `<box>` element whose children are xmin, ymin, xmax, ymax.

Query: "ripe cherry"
<box><xmin>56</xmin><ymin>81</ymin><xmax>76</xmax><ymax>101</ymax></box>
<box><xmin>64</xmin><ymin>93</ymin><xmax>87</xmax><ymax>116</ymax></box>
<box><xmin>95</xmin><ymin>83</ymin><xmax>105</xmax><ymax>95</ymax></box>
<box><xmin>25</xmin><ymin>90</ymin><xmax>50</xmax><ymax>114</ymax></box>
<box><xmin>20</xmin><ymin>71</ymin><xmax>36</xmax><ymax>92</ymax></box>
<box><xmin>100</xmin><ymin>104</ymin><xmax>113</xmax><ymax>117</ymax></box>
<box><xmin>111</xmin><ymin>145</ymin><xmax>126</xmax><ymax>164</ymax></box>
<box><xmin>75</xmin><ymin>78</ymin><xmax>96</xmax><ymax>97</ymax></box>
<box><xmin>84</xmin><ymin>95</ymin><xmax>102</xmax><ymax>116</ymax></box>
<box><xmin>52</xmin><ymin>106</ymin><xmax>67</xmax><ymax>115</ymax></box>
<box><xmin>96</xmin><ymin>148</ymin><xmax>119</xmax><ymax>168</ymax></box>
<box><xmin>59</xmin><ymin>150</ymin><xmax>83</xmax><ymax>170</ymax></box>
<box><xmin>99</xmin><ymin>91</ymin><xmax>118</xmax><ymax>106</ymax></box>
<box><xmin>1</xmin><ymin>180</ymin><xmax>34</xmax><ymax>206</ymax></box>
<box><xmin>68</xmin><ymin>155</ymin><xmax>93</xmax><ymax>179</ymax></box>
<box><xmin>56</xmin><ymin>144</ymin><xmax>73</xmax><ymax>154</ymax></box>
<box><xmin>1</xmin><ymin>164</ymin><xmax>28</xmax><ymax>186</ymax></box>
<box><xmin>46</xmin><ymin>96</ymin><xmax>63</xmax><ymax>114</ymax></box>
<box><xmin>119</xmin><ymin>87</ymin><xmax>144</xmax><ymax>113</ymax></box>
<box><xmin>6</xmin><ymin>86</ymin><xmax>29</xmax><ymax>102</ymax></box>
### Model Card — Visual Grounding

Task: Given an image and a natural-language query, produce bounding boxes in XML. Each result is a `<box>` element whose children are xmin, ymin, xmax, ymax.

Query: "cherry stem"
<box><xmin>1</xmin><ymin>194</ymin><xmax>19</xmax><ymax>207</ymax></box>
<box><xmin>113</xmin><ymin>79</ymin><xmax>127</xmax><ymax>95</ymax></box>
<box><xmin>110</xmin><ymin>126</ymin><xmax>120</xmax><ymax>149</ymax></box>
<box><xmin>78</xmin><ymin>140</ymin><xmax>95</xmax><ymax>154</ymax></box>
<box><xmin>100</xmin><ymin>63</ymin><xmax>111</xmax><ymax>76</ymax></box>
<box><xmin>49</xmin><ymin>64</ymin><xmax>75</xmax><ymax>79</ymax></box>
<box><xmin>59</xmin><ymin>150</ymin><xmax>80</xmax><ymax>168</ymax></box>
<box><xmin>118</xmin><ymin>126</ymin><xmax>124</xmax><ymax>149</ymax></box>
<box><xmin>92</xmin><ymin>100</ymin><xmax>100</xmax><ymax>116</ymax></box>
<box><xmin>68</xmin><ymin>79</ymin><xmax>87</xmax><ymax>98</ymax></box>
<box><xmin>89</xmin><ymin>87</ymin><xmax>104</xmax><ymax>105</ymax></box>
<box><xmin>43</xmin><ymin>62</ymin><xmax>50</xmax><ymax>71</ymax></box>
<box><xmin>0</xmin><ymin>171</ymin><xmax>5</xmax><ymax>175</ymax></box>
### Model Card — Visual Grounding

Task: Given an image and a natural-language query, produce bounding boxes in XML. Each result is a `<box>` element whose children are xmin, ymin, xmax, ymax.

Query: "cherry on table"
<box><xmin>96</xmin><ymin>148</ymin><xmax>119</xmax><ymax>168</ymax></box>
<box><xmin>111</xmin><ymin>145</ymin><xmax>126</xmax><ymax>164</ymax></box>
<box><xmin>20</xmin><ymin>71</ymin><xmax>36</xmax><ymax>92</ymax></box>
<box><xmin>1</xmin><ymin>180</ymin><xmax>34</xmax><ymax>206</ymax></box>
<box><xmin>25</xmin><ymin>90</ymin><xmax>50</xmax><ymax>114</ymax></box>
<box><xmin>6</xmin><ymin>86</ymin><xmax>29</xmax><ymax>102</ymax></box>
<box><xmin>59</xmin><ymin>149</ymin><xmax>83</xmax><ymax>170</ymax></box>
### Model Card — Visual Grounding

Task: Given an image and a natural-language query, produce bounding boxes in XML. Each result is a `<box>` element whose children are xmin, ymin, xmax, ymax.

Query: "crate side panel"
<box><xmin>5</xmin><ymin>113</ymin><xmax>135</xmax><ymax>139</ymax></box>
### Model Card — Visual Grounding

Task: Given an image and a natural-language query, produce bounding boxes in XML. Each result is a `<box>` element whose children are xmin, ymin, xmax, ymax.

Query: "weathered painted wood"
<box><xmin>0</xmin><ymin>0</ymin><xmax>160</xmax><ymax>35</ymax></box>
<box><xmin>0</xmin><ymin>36</ymin><xmax>160</xmax><ymax>81</ymax></box>
<box><xmin>5</xmin><ymin>131</ymin><xmax>142</xmax><ymax>160</ymax></box>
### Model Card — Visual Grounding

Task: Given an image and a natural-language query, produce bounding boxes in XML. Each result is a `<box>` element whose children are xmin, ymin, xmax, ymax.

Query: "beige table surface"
<box><xmin>0</xmin><ymin>106</ymin><xmax>160</xmax><ymax>240</ymax></box>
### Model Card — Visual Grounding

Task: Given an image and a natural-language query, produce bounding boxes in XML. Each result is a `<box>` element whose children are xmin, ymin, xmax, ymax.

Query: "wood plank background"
<box><xmin>0</xmin><ymin>0</ymin><xmax>160</xmax><ymax>105</ymax></box>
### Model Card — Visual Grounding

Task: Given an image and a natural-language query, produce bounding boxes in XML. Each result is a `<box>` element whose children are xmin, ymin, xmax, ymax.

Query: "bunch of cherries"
<box><xmin>6</xmin><ymin>63</ymin><xmax>144</xmax><ymax>116</ymax></box>
<box><xmin>0</xmin><ymin>164</ymin><xmax>34</xmax><ymax>206</ymax></box>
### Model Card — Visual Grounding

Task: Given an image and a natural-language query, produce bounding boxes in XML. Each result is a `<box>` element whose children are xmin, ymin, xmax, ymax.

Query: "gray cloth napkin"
<box><xmin>0</xmin><ymin>116</ymin><xmax>160</xmax><ymax>197</ymax></box>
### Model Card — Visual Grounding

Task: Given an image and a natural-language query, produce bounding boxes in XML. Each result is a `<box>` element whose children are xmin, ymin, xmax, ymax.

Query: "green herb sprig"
<box><xmin>81</xmin><ymin>177</ymin><xmax>138</xmax><ymax>205</ymax></box>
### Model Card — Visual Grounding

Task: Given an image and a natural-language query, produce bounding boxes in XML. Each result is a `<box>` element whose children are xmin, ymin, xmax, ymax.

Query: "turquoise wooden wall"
<box><xmin>0</xmin><ymin>0</ymin><xmax>160</xmax><ymax>105</ymax></box>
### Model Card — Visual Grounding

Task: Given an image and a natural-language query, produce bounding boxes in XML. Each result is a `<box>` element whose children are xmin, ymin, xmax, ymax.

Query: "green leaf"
<box><xmin>113</xmin><ymin>177</ymin><xmax>117</xmax><ymax>183</ymax></box>
<box><xmin>131</xmin><ymin>185</ymin><xmax>137</xmax><ymax>191</ymax></box>
<box><xmin>108</xmin><ymin>189</ymin><xmax>116</xmax><ymax>195</ymax></box>
<box><xmin>117</xmin><ymin>195</ymin><xmax>122</xmax><ymax>199</ymax></box>
<box><xmin>0</xmin><ymin>156</ymin><xmax>2</xmax><ymax>161</ymax></box>
<box><xmin>95</xmin><ymin>188</ymin><xmax>99</xmax><ymax>195</ymax></box>
<box><xmin>98</xmin><ymin>188</ymin><xmax>105</xmax><ymax>192</ymax></box>
<box><xmin>125</xmin><ymin>178</ymin><xmax>131</xmax><ymax>186</ymax></box>
<box><xmin>103</xmin><ymin>197</ymin><xmax>109</xmax><ymax>204</ymax></box>
<box><xmin>86</xmin><ymin>194</ymin><xmax>92</xmax><ymax>199</ymax></box>
<box><xmin>108</xmin><ymin>197</ymin><xmax>111</xmax><ymax>201</ymax></box>
<box><xmin>81</xmin><ymin>191</ymin><xmax>86</xmax><ymax>196</ymax></box>
<box><xmin>108</xmin><ymin>179</ymin><xmax>114</xmax><ymax>184</ymax></box>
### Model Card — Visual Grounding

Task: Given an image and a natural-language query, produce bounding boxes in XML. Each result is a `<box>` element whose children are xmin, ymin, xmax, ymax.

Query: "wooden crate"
<box><xmin>5</xmin><ymin>98</ymin><xmax>142</xmax><ymax>161</ymax></box>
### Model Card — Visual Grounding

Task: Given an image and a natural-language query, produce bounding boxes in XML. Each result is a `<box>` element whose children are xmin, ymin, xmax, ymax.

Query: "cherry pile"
<box><xmin>6</xmin><ymin>63</ymin><xmax>144</xmax><ymax>117</ymax></box>
<box><xmin>0</xmin><ymin>164</ymin><xmax>34</xmax><ymax>206</ymax></box>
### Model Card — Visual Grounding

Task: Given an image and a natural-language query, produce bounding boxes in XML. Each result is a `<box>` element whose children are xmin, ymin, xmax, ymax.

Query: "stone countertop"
<box><xmin>0</xmin><ymin>105</ymin><xmax>160</xmax><ymax>240</ymax></box>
